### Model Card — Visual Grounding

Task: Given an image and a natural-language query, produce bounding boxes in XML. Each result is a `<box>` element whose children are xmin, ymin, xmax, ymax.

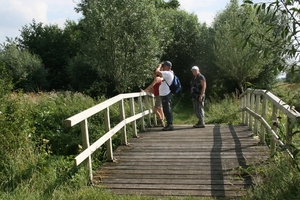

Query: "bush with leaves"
<box><xmin>0</xmin><ymin>43</ymin><xmax>48</xmax><ymax>91</ymax></box>
<box><xmin>243</xmin><ymin>0</ymin><xmax>300</xmax><ymax>74</ymax></box>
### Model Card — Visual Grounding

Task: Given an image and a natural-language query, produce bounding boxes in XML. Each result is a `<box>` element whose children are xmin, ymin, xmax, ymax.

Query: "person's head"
<box><xmin>153</xmin><ymin>69</ymin><xmax>161</xmax><ymax>77</ymax></box>
<box><xmin>191</xmin><ymin>66</ymin><xmax>200</xmax><ymax>76</ymax></box>
<box><xmin>161</xmin><ymin>61</ymin><xmax>172</xmax><ymax>71</ymax></box>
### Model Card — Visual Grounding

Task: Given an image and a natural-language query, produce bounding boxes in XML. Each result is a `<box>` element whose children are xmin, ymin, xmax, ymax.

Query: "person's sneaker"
<box><xmin>155</xmin><ymin>119</ymin><xmax>164</xmax><ymax>127</ymax></box>
<box><xmin>193</xmin><ymin>124</ymin><xmax>205</xmax><ymax>128</ymax></box>
<box><xmin>160</xmin><ymin>119</ymin><xmax>165</xmax><ymax>127</ymax></box>
<box><xmin>193</xmin><ymin>121</ymin><xmax>200</xmax><ymax>128</ymax></box>
<box><xmin>162</xmin><ymin>124</ymin><xmax>174</xmax><ymax>131</ymax></box>
<box><xmin>155</xmin><ymin>123</ymin><xmax>163</xmax><ymax>127</ymax></box>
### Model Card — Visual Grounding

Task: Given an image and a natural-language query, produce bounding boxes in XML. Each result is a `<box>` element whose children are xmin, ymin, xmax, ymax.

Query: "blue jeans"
<box><xmin>160</xmin><ymin>92</ymin><xmax>173</xmax><ymax>125</ymax></box>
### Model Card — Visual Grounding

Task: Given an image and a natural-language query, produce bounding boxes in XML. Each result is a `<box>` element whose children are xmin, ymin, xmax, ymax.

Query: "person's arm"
<box><xmin>142</xmin><ymin>77</ymin><xmax>160</xmax><ymax>93</ymax></box>
<box><xmin>199</xmin><ymin>79</ymin><xmax>206</xmax><ymax>102</ymax></box>
<box><xmin>155</xmin><ymin>64</ymin><xmax>163</xmax><ymax>76</ymax></box>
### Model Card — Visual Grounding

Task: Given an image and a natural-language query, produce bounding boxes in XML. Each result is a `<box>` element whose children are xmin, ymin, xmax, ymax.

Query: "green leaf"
<box><xmin>243</xmin><ymin>0</ymin><xmax>253</xmax><ymax>4</ymax></box>
<box><xmin>262</xmin><ymin>3</ymin><xmax>266</xmax><ymax>11</ymax></box>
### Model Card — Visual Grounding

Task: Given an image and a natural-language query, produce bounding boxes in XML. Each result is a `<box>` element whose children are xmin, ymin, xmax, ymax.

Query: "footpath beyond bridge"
<box><xmin>93</xmin><ymin>124</ymin><xmax>269</xmax><ymax>198</ymax></box>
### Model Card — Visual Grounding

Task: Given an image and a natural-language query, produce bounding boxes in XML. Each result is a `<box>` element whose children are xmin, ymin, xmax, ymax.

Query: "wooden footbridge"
<box><xmin>64</xmin><ymin>89</ymin><xmax>300</xmax><ymax>198</ymax></box>
<box><xmin>94</xmin><ymin>125</ymin><xmax>268</xmax><ymax>198</ymax></box>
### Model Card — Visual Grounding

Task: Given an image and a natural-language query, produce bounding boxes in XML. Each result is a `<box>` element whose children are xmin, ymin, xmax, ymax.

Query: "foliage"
<box><xmin>75</xmin><ymin>0</ymin><xmax>166</xmax><ymax>94</ymax></box>
<box><xmin>67</xmin><ymin>54</ymin><xmax>103</xmax><ymax>97</ymax></box>
<box><xmin>160</xmin><ymin>9</ymin><xmax>204</xmax><ymax>94</ymax></box>
<box><xmin>172</xmin><ymin>93</ymin><xmax>242</xmax><ymax>125</ymax></box>
<box><xmin>271</xmin><ymin>82</ymin><xmax>300</xmax><ymax>112</ymax></box>
<box><xmin>0</xmin><ymin>91</ymin><xmax>103</xmax><ymax>198</ymax></box>
<box><xmin>0</xmin><ymin>92</ymin><xmax>239</xmax><ymax>199</ymax></box>
<box><xmin>205</xmin><ymin>94</ymin><xmax>241</xmax><ymax>125</ymax></box>
<box><xmin>195</xmin><ymin>26</ymin><xmax>222</xmax><ymax>99</ymax></box>
<box><xmin>213</xmin><ymin>0</ymin><xmax>279</xmax><ymax>93</ymax></box>
<box><xmin>286</xmin><ymin>65</ymin><xmax>300</xmax><ymax>83</ymax></box>
<box><xmin>153</xmin><ymin>0</ymin><xmax>180</xmax><ymax>9</ymax></box>
<box><xmin>0</xmin><ymin>91</ymin><xmax>36</xmax><ymax>192</ymax></box>
<box><xmin>242</xmin><ymin>0</ymin><xmax>300</xmax><ymax>74</ymax></box>
<box><xmin>0</xmin><ymin>61</ymin><xmax>13</xmax><ymax>97</ymax></box>
<box><xmin>1</xmin><ymin>88</ymin><xmax>299</xmax><ymax>199</ymax></box>
<box><xmin>0</xmin><ymin>43</ymin><xmax>47</xmax><ymax>91</ymax></box>
<box><xmin>28</xmin><ymin>92</ymin><xmax>98</xmax><ymax>156</ymax></box>
<box><xmin>246</xmin><ymin>155</ymin><xmax>300</xmax><ymax>200</ymax></box>
<box><xmin>17</xmin><ymin>20</ymin><xmax>80</xmax><ymax>91</ymax></box>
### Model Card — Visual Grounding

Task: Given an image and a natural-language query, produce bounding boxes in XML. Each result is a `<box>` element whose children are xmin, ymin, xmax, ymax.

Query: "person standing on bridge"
<box><xmin>142</xmin><ymin>69</ymin><xmax>165</xmax><ymax>127</ymax></box>
<box><xmin>155</xmin><ymin>61</ymin><xmax>174</xmax><ymax>131</ymax></box>
<box><xmin>190</xmin><ymin>66</ymin><xmax>206</xmax><ymax>128</ymax></box>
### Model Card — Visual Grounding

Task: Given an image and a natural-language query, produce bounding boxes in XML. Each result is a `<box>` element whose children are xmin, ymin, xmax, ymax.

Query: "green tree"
<box><xmin>160</xmin><ymin>9</ymin><xmax>204</xmax><ymax>93</ymax></box>
<box><xmin>243</xmin><ymin>0</ymin><xmax>300</xmax><ymax>74</ymax></box>
<box><xmin>67</xmin><ymin>54</ymin><xmax>104</xmax><ymax>97</ymax></box>
<box><xmin>0</xmin><ymin>61</ymin><xmax>13</xmax><ymax>97</ymax></box>
<box><xmin>196</xmin><ymin>26</ymin><xmax>225</xmax><ymax>99</ymax></box>
<box><xmin>153</xmin><ymin>0</ymin><xmax>180</xmax><ymax>9</ymax></box>
<box><xmin>286</xmin><ymin>66</ymin><xmax>300</xmax><ymax>83</ymax></box>
<box><xmin>18</xmin><ymin>20</ymin><xmax>80</xmax><ymax>90</ymax></box>
<box><xmin>213</xmin><ymin>0</ymin><xmax>278</xmax><ymax>93</ymax></box>
<box><xmin>75</xmin><ymin>0</ymin><xmax>167</xmax><ymax>94</ymax></box>
<box><xmin>0</xmin><ymin>43</ymin><xmax>47</xmax><ymax>91</ymax></box>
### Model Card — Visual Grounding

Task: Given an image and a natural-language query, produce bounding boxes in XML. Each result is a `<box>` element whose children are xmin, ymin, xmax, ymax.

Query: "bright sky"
<box><xmin>0</xmin><ymin>0</ymin><xmax>266</xmax><ymax>44</ymax></box>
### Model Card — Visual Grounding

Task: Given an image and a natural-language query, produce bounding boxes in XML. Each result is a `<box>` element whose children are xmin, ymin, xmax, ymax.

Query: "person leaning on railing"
<box><xmin>141</xmin><ymin>69</ymin><xmax>165</xmax><ymax>127</ymax></box>
<box><xmin>155</xmin><ymin>61</ymin><xmax>174</xmax><ymax>131</ymax></box>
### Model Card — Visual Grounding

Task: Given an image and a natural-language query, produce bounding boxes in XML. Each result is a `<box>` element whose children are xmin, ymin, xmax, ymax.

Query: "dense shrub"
<box><xmin>0</xmin><ymin>91</ymin><xmax>101</xmax><ymax>195</ymax></box>
<box><xmin>247</xmin><ymin>156</ymin><xmax>300</xmax><ymax>200</ymax></box>
<box><xmin>0</xmin><ymin>90</ymin><xmax>142</xmax><ymax>199</ymax></box>
<box><xmin>0</xmin><ymin>44</ymin><xmax>48</xmax><ymax>91</ymax></box>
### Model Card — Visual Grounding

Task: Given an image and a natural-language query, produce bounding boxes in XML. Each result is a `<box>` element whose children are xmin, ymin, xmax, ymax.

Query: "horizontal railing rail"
<box><xmin>240</xmin><ymin>88</ymin><xmax>300</xmax><ymax>158</ymax></box>
<box><xmin>64</xmin><ymin>92</ymin><xmax>155</xmax><ymax>181</ymax></box>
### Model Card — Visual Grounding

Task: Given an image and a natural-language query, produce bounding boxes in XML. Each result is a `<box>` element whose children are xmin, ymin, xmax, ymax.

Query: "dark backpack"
<box><xmin>166</xmin><ymin>75</ymin><xmax>182</xmax><ymax>94</ymax></box>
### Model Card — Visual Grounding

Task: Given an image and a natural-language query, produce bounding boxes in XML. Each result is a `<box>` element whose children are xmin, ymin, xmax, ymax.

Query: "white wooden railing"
<box><xmin>240</xmin><ymin>88</ymin><xmax>300</xmax><ymax>158</ymax></box>
<box><xmin>64</xmin><ymin>92</ymin><xmax>155</xmax><ymax>181</ymax></box>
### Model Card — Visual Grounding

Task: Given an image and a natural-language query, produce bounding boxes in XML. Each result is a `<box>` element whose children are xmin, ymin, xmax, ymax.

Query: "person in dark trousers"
<box><xmin>190</xmin><ymin>66</ymin><xmax>206</xmax><ymax>128</ymax></box>
<box><xmin>155</xmin><ymin>61</ymin><xmax>174</xmax><ymax>131</ymax></box>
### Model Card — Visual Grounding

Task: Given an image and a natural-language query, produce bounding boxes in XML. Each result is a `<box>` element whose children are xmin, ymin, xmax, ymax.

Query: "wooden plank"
<box><xmin>105</xmin><ymin>189</ymin><xmax>247</xmax><ymax>197</ymax></box>
<box><xmin>94</xmin><ymin>174</ymin><xmax>248</xmax><ymax>181</ymax></box>
<box><xmin>93</xmin><ymin>124</ymin><xmax>269</xmax><ymax>198</ymax></box>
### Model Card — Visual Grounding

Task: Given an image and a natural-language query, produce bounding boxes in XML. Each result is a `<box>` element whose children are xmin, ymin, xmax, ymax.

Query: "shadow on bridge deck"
<box><xmin>93</xmin><ymin>124</ymin><xmax>269</xmax><ymax>198</ymax></box>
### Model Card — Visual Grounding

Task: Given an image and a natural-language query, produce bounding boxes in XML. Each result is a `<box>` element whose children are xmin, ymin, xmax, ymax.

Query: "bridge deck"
<box><xmin>93</xmin><ymin>124</ymin><xmax>269</xmax><ymax>198</ymax></box>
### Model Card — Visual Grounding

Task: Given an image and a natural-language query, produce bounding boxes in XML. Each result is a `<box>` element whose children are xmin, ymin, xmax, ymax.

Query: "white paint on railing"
<box><xmin>240</xmin><ymin>88</ymin><xmax>300</xmax><ymax>158</ymax></box>
<box><xmin>64</xmin><ymin>92</ymin><xmax>154</xmax><ymax>181</ymax></box>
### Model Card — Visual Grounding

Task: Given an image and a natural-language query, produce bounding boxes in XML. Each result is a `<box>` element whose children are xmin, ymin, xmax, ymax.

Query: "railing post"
<box><xmin>254</xmin><ymin>94</ymin><xmax>260</xmax><ymax>136</ymax></box>
<box><xmin>119</xmin><ymin>99</ymin><xmax>127</xmax><ymax>145</ymax></box>
<box><xmin>249</xmin><ymin>93</ymin><xmax>255</xmax><ymax>130</ymax></box>
<box><xmin>260</xmin><ymin>96</ymin><xmax>267</xmax><ymax>144</ymax></box>
<box><xmin>151</xmin><ymin>95</ymin><xmax>157</xmax><ymax>126</ymax></box>
<box><xmin>139</xmin><ymin>96</ymin><xmax>146</xmax><ymax>131</ymax></box>
<box><xmin>130</xmin><ymin>97</ymin><xmax>138</xmax><ymax>138</ymax></box>
<box><xmin>104</xmin><ymin>107</ymin><xmax>113</xmax><ymax>162</ymax></box>
<box><xmin>270</xmin><ymin>105</ymin><xmax>278</xmax><ymax>156</ymax></box>
<box><xmin>245</xmin><ymin>92</ymin><xmax>250</xmax><ymax>126</ymax></box>
<box><xmin>286</xmin><ymin>118</ymin><xmax>293</xmax><ymax>152</ymax></box>
<box><xmin>145</xmin><ymin>95</ymin><xmax>152</xmax><ymax>126</ymax></box>
<box><xmin>241</xmin><ymin>95</ymin><xmax>245</xmax><ymax>124</ymax></box>
<box><xmin>80</xmin><ymin>119</ymin><xmax>93</xmax><ymax>181</ymax></box>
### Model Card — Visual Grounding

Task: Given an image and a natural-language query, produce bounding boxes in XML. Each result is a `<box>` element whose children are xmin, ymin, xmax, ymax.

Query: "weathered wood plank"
<box><xmin>93</xmin><ymin>125</ymin><xmax>269</xmax><ymax>198</ymax></box>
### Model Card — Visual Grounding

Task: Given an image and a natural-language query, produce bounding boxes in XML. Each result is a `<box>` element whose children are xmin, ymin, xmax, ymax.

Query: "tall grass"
<box><xmin>242</xmin><ymin>83</ymin><xmax>300</xmax><ymax>200</ymax></box>
<box><xmin>172</xmin><ymin>93</ymin><xmax>241</xmax><ymax>125</ymax></box>
<box><xmin>245</xmin><ymin>155</ymin><xmax>300</xmax><ymax>200</ymax></box>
